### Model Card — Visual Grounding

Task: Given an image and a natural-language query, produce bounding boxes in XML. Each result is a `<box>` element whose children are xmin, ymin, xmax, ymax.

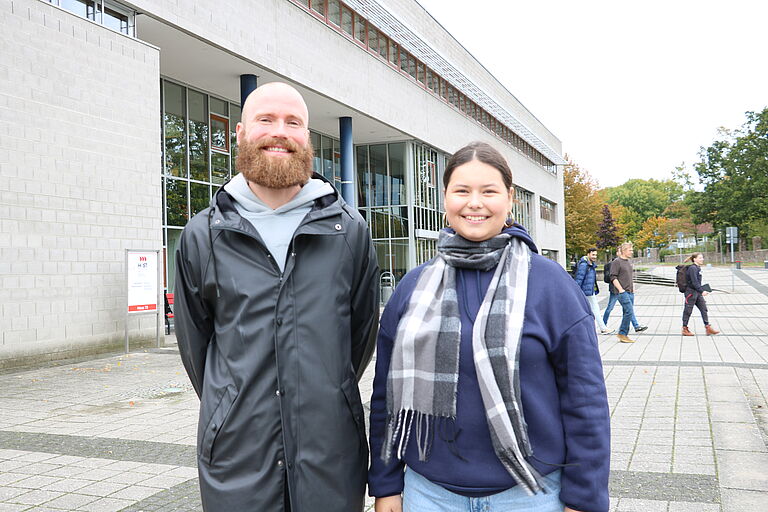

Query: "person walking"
<box><xmin>368</xmin><ymin>142</ymin><xmax>610</xmax><ymax>512</ymax></box>
<box><xmin>174</xmin><ymin>82</ymin><xmax>379</xmax><ymax>511</ymax></box>
<box><xmin>682</xmin><ymin>252</ymin><xmax>720</xmax><ymax>336</ymax></box>
<box><xmin>609</xmin><ymin>242</ymin><xmax>644</xmax><ymax>343</ymax></box>
<box><xmin>602</xmin><ymin>251</ymin><xmax>647</xmax><ymax>333</ymax></box>
<box><xmin>574</xmin><ymin>247</ymin><xmax>614</xmax><ymax>334</ymax></box>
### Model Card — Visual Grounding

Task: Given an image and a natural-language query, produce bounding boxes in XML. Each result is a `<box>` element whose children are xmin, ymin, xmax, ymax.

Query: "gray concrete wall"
<box><xmin>0</xmin><ymin>0</ymin><xmax>162</xmax><ymax>367</ymax></box>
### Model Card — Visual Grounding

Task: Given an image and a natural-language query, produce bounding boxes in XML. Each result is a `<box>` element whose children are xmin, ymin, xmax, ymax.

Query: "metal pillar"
<box><xmin>240</xmin><ymin>74</ymin><xmax>258</xmax><ymax>107</ymax></box>
<box><xmin>339</xmin><ymin>116</ymin><xmax>355</xmax><ymax>207</ymax></box>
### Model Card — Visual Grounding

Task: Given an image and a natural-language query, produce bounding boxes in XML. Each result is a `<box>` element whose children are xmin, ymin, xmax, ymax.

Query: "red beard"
<box><xmin>235</xmin><ymin>136</ymin><xmax>314</xmax><ymax>189</ymax></box>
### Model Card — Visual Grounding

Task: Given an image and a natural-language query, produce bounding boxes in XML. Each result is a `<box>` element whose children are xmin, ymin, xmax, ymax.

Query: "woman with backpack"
<box><xmin>681</xmin><ymin>253</ymin><xmax>720</xmax><ymax>336</ymax></box>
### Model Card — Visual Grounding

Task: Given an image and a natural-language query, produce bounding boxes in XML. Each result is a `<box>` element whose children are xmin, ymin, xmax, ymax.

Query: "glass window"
<box><xmin>165</xmin><ymin>228</ymin><xmax>182</xmax><ymax>291</ymax></box>
<box><xmin>369</xmin><ymin>145</ymin><xmax>388</xmax><ymax>207</ymax></box>
<box><xmin>370</xmin><ymin>208</ymin><xmax>390</xmax><ymax>239</ymax></box>
<box><xmin>388</xmin><ymin>40</ymin><xmax>398</xmax><ymax>66</ymax></box>
<box><xmin>341</xmin><ymin>6</ymin><xmax>353</xmax><ymax>35</ymax></box>
<box><xmin>322</xmin><ymin>135</ymin><xmax>334</xmax><ymax>181</ymax></box>
<box><xmin>311</xmin><ymin>0</ymin><xmax>325</xmax><ymax>16</ymax></box>
<box><xmin>388</xmin><ymin>143</ymin><xmax>406</xmax><ymax>206</ymax></box>
<box><xmin>210</xmin><ymin>114</ymin><xmax>229</xmax><ymax>153</ymax></box>
<box><xmin>295</xmin><ymin>0</ymin><xmax>308</xmax><ymax>5</ymax></box>
<box><xmin>417</xmin><ymin>62</ymin><xmax>425</xmax><ymax>84</ymax></box>
<box><xmin>165</xmin><ymin>178</ymin><xmax>188</xmax><ymax>227</ymax></box>
<box><xmin>211</xmin><ymin>152</ymin><xmax>230</xmax><ymax>185</ymax></box>
<box><xmin>327</xmin><ymin>0</ymin><xmax>340</xmax><ymax>25</ymax></box>
<box><xmin>354</xmin><ymin>14</ymin><xmax>366</xmax><ymax>43</ymax></box>
<box><xmin>356</xmin><ymin>146</ymin><xmax>369</xmax><ymax>207</ymax></box>
<box><xmin>367</xmin><ymin>25</ymin><xmax>378</xmax><ymax>53</ymax></box>
<box><xmin>392</xmin><ymin>240</ymin><xmax>409</xmax><ymax>283</ymax></box>
<box><xmin>210</xmin><ymin>97</ymin><xmax>228</xmax><ymax>116</ymax></box>
<box><xmin>163</xmin><ymin>81</ymin><xmax>187</xmax><ymax>178</ymax></box>
<box><xmin>190</xmin><ymin>182</ymin><xmax>209</xmax><ymax>217</ymax></box>
<box><xmin>540</xmin><ymin>198</ymin><xmax>556</xmax><ymax>223</ymax></box>
<box><xmin>407</xmin><ymin>54</ymin><xmax>417</xmax><ymax>80</ymax></box>
<box><xmin>102</xmin><ymin>4</ymin><xmax>129</xmax><ymax>34</ymax></box>
<box><xmin>188</xmin><ymin>90</ymin><xmax>208</xmax><ymax>181</ymax></box>
<box><xmin>310</xmin><ymin>131</ymin><xmax>321</xmax><ymax>173</ymax></box>
<box><xmin>229</xmin><ymin>104</ymin><xmax>240</xmax><ymax>159</ymax></box>
<box><xmin>60</xmin><ymin>0</ymin><xmax>96</xmax><ymax>20</ymax></box>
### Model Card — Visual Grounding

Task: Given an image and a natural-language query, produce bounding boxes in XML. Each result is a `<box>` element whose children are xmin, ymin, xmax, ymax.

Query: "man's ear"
<box><xmin>235</xmin><ymin>122</ymin><xmax>245</xmax><ymax>146</ymax></box>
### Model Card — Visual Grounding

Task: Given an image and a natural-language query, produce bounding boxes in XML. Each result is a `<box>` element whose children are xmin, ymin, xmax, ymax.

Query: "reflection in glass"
<box><xmin>392</xmin><ymin>240</ymin><xmax>409</xmax><ymax>283</ymax></box>
<box><xmin>165</xmin><ymin>178</ymin><xmax>188</xmax><ymax>227</ymax></box>
<box><xmin>190</xmin><ymin>182</ymin><xmax>209</xmax><ymax>217</ymax></box>
<box><xmin>188</xmin><ymin>90</ymin><xmax>208</xmax><ymax>181</ymax></box>
<box><xmin>322</xmin><ymin>135</ymin><xmax>334</xmax><ymax>182</ymax></box>
<box><xmin>341</xmin><ymin>6</ymin><xmax>353</xmax><ymax>35</ymax></box>
<box><xmin>166</xmin><ymin>228</ymin><xmax>182</xmax><ymax>291</ymax></box>
<box><xmin>163</xmin><ymin>82</ymin><xmax>186</xmax><ymax>178</ymax></box>
<box><xmin>103</xmin><ymin>5</ymin><xmax>129</xmax><ymax>34</ymax></box>
<box><xmin>211</xmin><ymin>153</ymin><xmax>230</xmax><ymax>185</ymax></box>
<box><xmin>369</xmin><ymin>145</ymin><xmax>388</xmax><ymax>207</ymax></box>
<box><xmin>356</xmin><ymin>146</ymin><xmax>369</xmax><ymax>207</ymax></box>
<box><xmin>209</xmin><ymin>97</ymin><xmax>227</xmax><ymax>116</ymax></box>
<box><xmin>311</xmin><ymin>131</ymin><xmax>321</xmax><ymax>174</ymax></box>
<box><xmin>60</xmin><ymin>0</ymin><xmax>96</xmax><ymax>20</ymax></box>
<box><xmin>230</xmin><ymin>104</ymin><xmax>240</xmax><ymax>159</ymax></box>
<box><xmin>370</xmin><ymin>208</ymin><xmax>390</xmax><ymax>239</ymax></box>
<box><xmin>391</xmin><ymin>206</ymin><xmax>408</xmax><ymax>238</ymax></box>
<box><xmin>210</xmin><ymin>115</ymin><xmax>228</xmax><ymax>152</ymax></box>
<box><xmin>328</xmin><ymin>0</ymin><xmax>340</xmax><ymax>25</ymax></box>
<box><xmin>388</xmin><ymin>143</ymin><xmax>406</xmax><ymax>205</ymax></box>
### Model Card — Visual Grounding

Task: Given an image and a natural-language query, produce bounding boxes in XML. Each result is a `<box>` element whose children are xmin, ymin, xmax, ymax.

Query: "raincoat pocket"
<box><xmin>200</xmin><ymin>384</ymin><xmax>238</xmax><ymax>465</ymax></box>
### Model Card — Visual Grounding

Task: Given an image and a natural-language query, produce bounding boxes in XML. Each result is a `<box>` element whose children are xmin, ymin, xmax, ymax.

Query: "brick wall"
<box><xmin>0</xmin><ymin>0</ymin><xmax>161</xmax><ymax>367</ymax></box>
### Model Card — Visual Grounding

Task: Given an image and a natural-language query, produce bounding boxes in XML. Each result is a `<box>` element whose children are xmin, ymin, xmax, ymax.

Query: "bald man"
<box><xmin>174</xmin><ymin>82</ymin><xmax>379</xmax><ymax>511</ymax></box>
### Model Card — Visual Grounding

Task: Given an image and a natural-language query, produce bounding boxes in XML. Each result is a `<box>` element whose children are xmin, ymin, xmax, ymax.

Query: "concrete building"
<box><xmin>0</xmin><ymin>0</ymin><xmax>566</xmax><ymax>367</ymax></box>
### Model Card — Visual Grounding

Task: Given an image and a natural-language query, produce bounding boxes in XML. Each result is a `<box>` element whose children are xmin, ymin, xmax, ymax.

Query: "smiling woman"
<box><xmin>368</xmin><ymin>141</ymin><xmax>611</xmax><ymax>512</ymax></box>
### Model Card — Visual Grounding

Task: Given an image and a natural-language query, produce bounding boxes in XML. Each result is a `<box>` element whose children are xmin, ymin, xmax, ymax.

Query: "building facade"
<box><xmin>0</xmin><ymin>0</ymin><xmax>566</xmax><ymax>367</ymax></box>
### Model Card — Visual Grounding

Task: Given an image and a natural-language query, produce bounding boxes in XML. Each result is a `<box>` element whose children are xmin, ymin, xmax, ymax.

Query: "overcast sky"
<box><xmin>415</xmin><ymin>0</ymin><xmax>768</xmax><ymax>188</ymax></box>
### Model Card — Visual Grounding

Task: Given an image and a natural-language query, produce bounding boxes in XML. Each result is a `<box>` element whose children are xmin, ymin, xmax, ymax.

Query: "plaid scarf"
<box><xmin>382</xmin><ymin>230</ymin><xmax>544</xmax><ymax>494</ymax></box>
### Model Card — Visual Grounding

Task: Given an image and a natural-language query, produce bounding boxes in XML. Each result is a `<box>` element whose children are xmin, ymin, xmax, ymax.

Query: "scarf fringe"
<box><xmin>497</xmin><ymin>447</ymin><xmax>545</xmax><ymax>495</ymax></box>
<box><xmin>381</xmin><ymin>410</ymin><xmax>440</xmax><ymax>465</ymax></box>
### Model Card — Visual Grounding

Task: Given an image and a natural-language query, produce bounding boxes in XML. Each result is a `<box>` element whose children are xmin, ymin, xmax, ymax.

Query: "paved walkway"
<box><xmin>0</xmin><ymin>266</ymin><xmax>766</xmax><ymax>511</ymax></box>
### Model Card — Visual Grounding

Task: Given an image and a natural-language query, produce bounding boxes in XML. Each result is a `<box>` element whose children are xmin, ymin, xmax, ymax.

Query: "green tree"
<box><xmin>563</xmin><ymin>158</ymin><xmax>602</xmax><ymax>259</ymax></box>
<box><xmin>692</xmin><ymin>107</ymin><xmax>768</xmax><ymax>237</ymax></box>
<box><xmin>604</xmin><ymin>178</ymin><xmax>684</xmax><ymax>221</ymax></box>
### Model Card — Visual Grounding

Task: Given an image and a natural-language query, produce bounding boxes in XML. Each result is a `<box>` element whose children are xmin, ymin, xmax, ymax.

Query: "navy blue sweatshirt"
<box><xmin>368</xmin><ymin>226</ymin><xmax>610</xmax><ymax>512</ymax></box>
<box><xmin>685</xmin><ymin>264</ymin><xmax>704</xmax><ymax>293</ymax></box>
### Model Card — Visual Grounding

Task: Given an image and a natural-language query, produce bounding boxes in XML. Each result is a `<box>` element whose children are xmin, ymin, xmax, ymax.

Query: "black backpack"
<box><xmin>603</xmin><ymin>262</ymin><xmax>612</xmax><ymax>284</ymax></box>
<box><xmin>675</xmin><ymin>264</ymin><xmax>690</xmax><ymax>293</ymax></box>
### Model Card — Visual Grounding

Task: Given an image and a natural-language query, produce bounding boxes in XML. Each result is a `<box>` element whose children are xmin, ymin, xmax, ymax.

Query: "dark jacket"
<box><xmin>368</xmin><ymin>226</ymin><xmax>611</xmax><ymax>512</ymax></box>
<box><xmin>574</xmin><ymin>256</ymin><xmax>599</xmax><ymax>296</ymax></box>
<box><xmin>685</xmin><ymin>264</ymin><xmax>704</xmax><ymax>293</ymax></box>
<box><xmin>174</xmin><ymin>174</ymin><xmax>379</xmax><ymax>512</ymax></box>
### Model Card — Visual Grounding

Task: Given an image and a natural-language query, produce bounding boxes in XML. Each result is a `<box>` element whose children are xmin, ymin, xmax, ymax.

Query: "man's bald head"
<box><xmin>240</xmin><ymin>82</ymin><xmax>309</xmax><ymax>131</ymax></box>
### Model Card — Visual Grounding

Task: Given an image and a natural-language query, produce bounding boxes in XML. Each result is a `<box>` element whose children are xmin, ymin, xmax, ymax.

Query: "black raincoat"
<box><xmin>174</xmin><ymin>175</ymin><xmax>379</xmax><ymax>511</ymax></box>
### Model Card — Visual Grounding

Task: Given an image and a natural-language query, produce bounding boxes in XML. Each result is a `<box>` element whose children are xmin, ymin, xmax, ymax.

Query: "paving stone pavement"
<box><xmin>0</xmin><ymin>266</ymin><xmax>766</xmax><ymax>511</ymax></box>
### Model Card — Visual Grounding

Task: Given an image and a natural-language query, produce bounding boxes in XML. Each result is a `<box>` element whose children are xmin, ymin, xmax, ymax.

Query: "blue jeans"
<box><xmin>617</xmin><ymin>292</ymin><xmax>635</xmax><ymax>335</ymax></box>
<box><xmin>603</xmin><ymin>292</ymin><xmax>639</xmax><ymax>330</ymax></box>
<box><xmin>403</xmin><ymin>468</ymin><xmax>565</xmax><ymax>512</ymax></box>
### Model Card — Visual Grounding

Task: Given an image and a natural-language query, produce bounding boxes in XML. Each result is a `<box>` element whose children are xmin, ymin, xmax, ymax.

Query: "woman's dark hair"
<box><xmin>443</xmin><ymin>141</ymin><xmax>513</xmax><ymax>190</ymax></box>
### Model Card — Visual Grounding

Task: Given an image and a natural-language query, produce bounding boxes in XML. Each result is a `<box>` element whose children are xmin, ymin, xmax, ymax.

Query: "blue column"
<box><xmin>240</xmin><ymin>74</ymin><xmax>258</xmax><ymax>107</ymax></box>
<box><xmin>339</xmin><ymin>116</ymin><xmax>355</xmax><ymax>207</ymax></box>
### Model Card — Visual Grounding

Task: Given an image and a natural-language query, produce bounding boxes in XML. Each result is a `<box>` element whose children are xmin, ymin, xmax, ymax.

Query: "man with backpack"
<box><xmin>575</xmin><ymin>247</ymin><xmax>614</xmax><ymax>334</ymax></box>
<box><xmin>678</xmin><ymin>253</ymin><xmax>720</xmax><ymax>336</ymax></box>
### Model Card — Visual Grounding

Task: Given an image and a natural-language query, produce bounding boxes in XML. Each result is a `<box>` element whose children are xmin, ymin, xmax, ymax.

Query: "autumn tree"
<box><xmin>563</xmin><ymin>158</ymin><xmax>603</xmax><ymax>259</ymax></box>
<box><xmin>636</xmin><ymin>216</ymin><xmax>671</xmax><ymax>250</ymax></box>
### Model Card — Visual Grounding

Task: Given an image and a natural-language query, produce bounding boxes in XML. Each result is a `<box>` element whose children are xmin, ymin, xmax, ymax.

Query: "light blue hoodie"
<box><xmin>223</xmin><ymin>173</ymin><xmax>334</xmax><ymax>271</ymax></box>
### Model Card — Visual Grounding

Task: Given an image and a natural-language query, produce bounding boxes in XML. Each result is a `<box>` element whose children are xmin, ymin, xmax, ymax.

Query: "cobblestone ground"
<box><xmin>0</xmin><ymin>266</ymin><xmax>766</xmax><ymax>511</ymax></box>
